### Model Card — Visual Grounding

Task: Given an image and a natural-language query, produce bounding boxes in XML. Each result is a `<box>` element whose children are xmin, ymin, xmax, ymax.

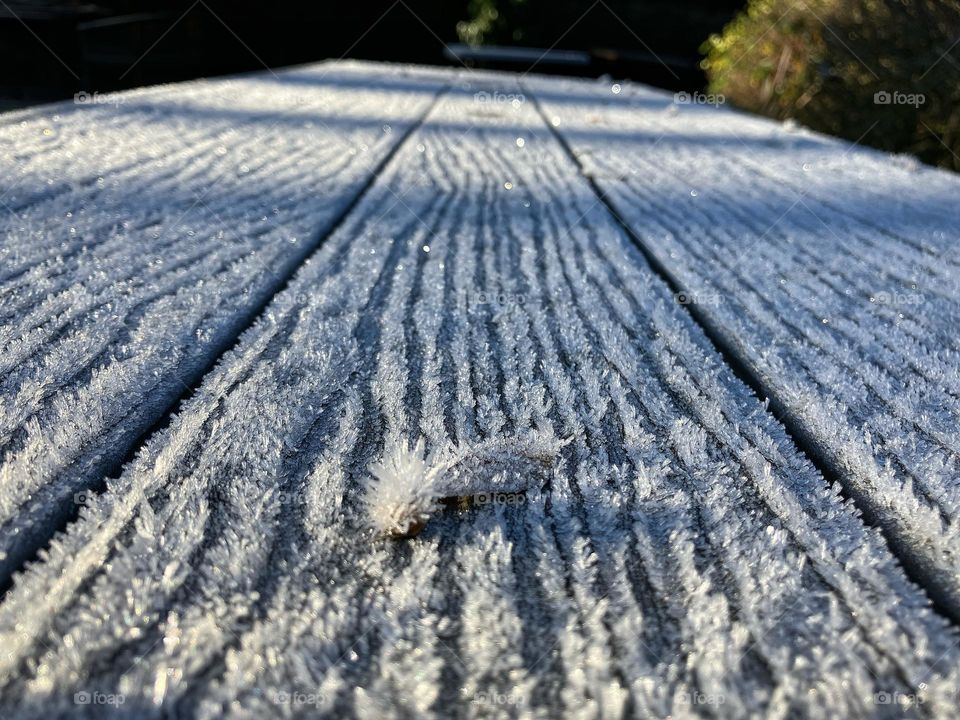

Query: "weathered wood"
<box><xmin>0</xmin><ymin>61</ymin><xmax>445</xmax><ymax>581</ymax></box>
<box><xmin>0</xmin><ymin>65</ymin><xmax>957</xmax><ymax>718</ymax></box>
<box><xmin>530</xmin><ymin>75</ymin><xmax>960</xmax><ymax>620</ymax></box>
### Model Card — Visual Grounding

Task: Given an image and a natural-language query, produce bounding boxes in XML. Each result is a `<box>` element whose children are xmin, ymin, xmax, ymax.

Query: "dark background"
<box><xmin>0</xmin><ymin>0</ymin><xmax>742</xmax><ymax>109</ymax></box>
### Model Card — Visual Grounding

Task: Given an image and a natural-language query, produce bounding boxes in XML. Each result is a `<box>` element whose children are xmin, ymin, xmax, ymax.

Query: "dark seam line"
<box><xmin>0</xmin><ymin>83</ymin><xmax>449</xmax><ymax>597</ymax></box>
<box><xmin>525</xmin><ymin>86</ymin><xmax>960</xmax><ymax>628</ymax></box>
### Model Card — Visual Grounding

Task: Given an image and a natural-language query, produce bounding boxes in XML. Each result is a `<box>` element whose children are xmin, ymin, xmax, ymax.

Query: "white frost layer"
<box><xmin>0</xmin><ymin>66</ymin><xmax>956</xmax><ymax>718</ymax></box>
<box><xmin>529</xmin><ymin>73</ymin><xmax>960</xmax><ymax>618</ymax></box>
<box><xmin>0</xmin><ymin>60</ymin><xmax>444</xmax><ymax>576</ymax></box>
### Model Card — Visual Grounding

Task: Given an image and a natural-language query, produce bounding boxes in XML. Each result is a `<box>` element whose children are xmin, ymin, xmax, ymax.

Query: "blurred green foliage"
<box><xmin>457</xmin><ymin>0</ymin><xmax>506</xmax><ymax>45</ymax></box>
<box><xmin>702</xmin><ymin>0</ymin><xmax>960</xmax><ymax>170</ymax></box>
<box><xmin>457</xmin><ymin>0</ymin><xmax>742</xmax><ymax>57</ymax></box>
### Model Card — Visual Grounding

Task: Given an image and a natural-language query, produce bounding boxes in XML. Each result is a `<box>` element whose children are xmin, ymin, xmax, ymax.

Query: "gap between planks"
<box><xmin>0</xmin><ymin>84</ymin><xmax>450</xmax><ymax>598</ymax></box>
<box><xmin>524</xmin><ymin>84</ymin><xmax>960</xmax><ymax>629</ymax></box>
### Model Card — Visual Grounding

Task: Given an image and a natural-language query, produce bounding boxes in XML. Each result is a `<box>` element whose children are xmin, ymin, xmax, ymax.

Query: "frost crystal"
<box><xmin>364</xmin><ymin>438</ymin><xmax>444</xmax><ymax>538</ymax></box>
<box><xmin>364</xmin><ymin>432</ymin><xmax>569</xmax><ymax>537</ymax></box>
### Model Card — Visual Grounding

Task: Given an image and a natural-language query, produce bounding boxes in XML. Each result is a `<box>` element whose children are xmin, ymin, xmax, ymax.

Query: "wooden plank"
<box><xmin>529</xmin><ymin>74</ymin><xmax>960</xmax><ymax>621</ymax></box>
<box><xmin>0</xmin><ymin>69</ymin><xmax>955</xmax><ymax>718</ymax></box>
<box><xmin>0</xmin><ymin>61</ymin><xmax>445</xmax><ymax>580</ymax></box>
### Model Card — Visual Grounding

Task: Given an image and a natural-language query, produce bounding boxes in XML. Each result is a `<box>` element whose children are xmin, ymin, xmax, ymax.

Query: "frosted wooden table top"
<box><xmin>1</xmin><ymin>60</ymin><xmax>958</xmax><ymax>718</ymax></box>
